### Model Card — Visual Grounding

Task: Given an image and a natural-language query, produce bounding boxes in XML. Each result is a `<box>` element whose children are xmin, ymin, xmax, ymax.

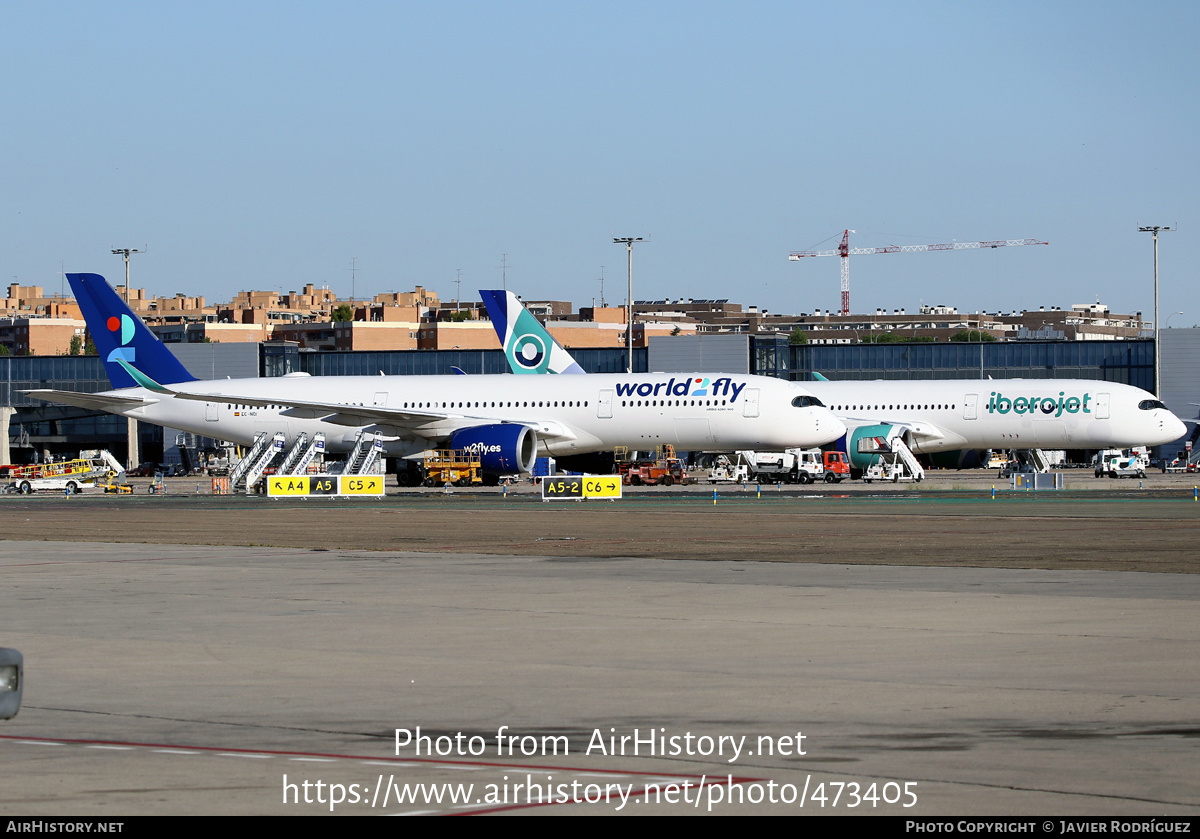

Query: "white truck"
<box><xmin>737</xmin><ymin>448</ymin><xmax>825</xmax><ymax>484</ymax></box>
<box><xmin>1093</xmin><ymin>449</ymin><xmax>1148</xmax><ymax>479</ymax></box>
<box><xmin>1</xmin><ymin>451</ymin><xmax>123</xmax><ymax>494</ymax></box>
<box><xmin>707</xmin><ymin>454</ymin><xmax>750</xmax><ymax>484</ymax></box>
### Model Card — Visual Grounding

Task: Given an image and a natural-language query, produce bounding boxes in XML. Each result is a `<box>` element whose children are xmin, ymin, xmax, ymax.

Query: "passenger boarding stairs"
<box><xmin>230</xmin><ymin>432</ymin><xmax>285</xmax><ymax>491</ymax></box>
<box><xmin>175</xmin><ymin>432</ymin><xmax>200</xmax><ymax>474</ymax></box>
<box><xmin>345</xmin><ymin>431</ymin><xmax>383</xmax><ymax>475</ymax></box>
<box><xmin>279</xmin><ymin>432</ymin><xmax>325</xmax><ymax>476</ymax></box>
<box><xmin>1021</xmin><ymin>449</ymin><xmax>1054</xmax><ymax>472</ymax></box>
<box><xmin>858</xmin><ymin>427</ymin><xmax>925</xmax><ymax>483</ymax></box>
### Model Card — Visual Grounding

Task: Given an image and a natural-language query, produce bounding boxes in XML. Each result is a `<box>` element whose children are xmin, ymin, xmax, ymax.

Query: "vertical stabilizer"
<box><xmin>479</xmin><ymin>289</ymin><xmax>586</xmax><ymax>374</ymax></box>
<box><xmin>67</xmin><ymin>273</ymin><xmax>197</xmax><ymax>389</ymax></box>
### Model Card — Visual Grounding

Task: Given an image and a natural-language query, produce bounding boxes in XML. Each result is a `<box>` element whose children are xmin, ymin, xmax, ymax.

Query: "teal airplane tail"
<box><xmin>479</xmin><ymin>289</ymin><xmax>585</xmax><ymax>374</ymax></box>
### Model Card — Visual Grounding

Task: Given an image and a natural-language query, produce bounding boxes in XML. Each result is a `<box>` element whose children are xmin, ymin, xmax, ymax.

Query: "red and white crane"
<box><xmin>789</xmin><ymin>229</ymin><xmax>1049</xmax><ymax>316</ymax></box>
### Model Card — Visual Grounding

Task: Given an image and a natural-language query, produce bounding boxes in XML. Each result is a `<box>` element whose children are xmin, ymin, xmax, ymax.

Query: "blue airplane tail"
<box><xmin>68</xmin><ymin>273</ymin><xmax>197</xmax><ymax>390</ymax></box>
<box><xmin>479</xmin><ymin>289</ymin><xmax>585</xmax><ymax>375</ymax></box>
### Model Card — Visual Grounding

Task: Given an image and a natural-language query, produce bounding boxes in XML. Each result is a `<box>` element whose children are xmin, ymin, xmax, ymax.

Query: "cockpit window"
<box><xmin>1138</xmin><ymin>399</ymin><xmax>1167</xmax><ymax>410</ymax></box>
<box><xmin>791</xmin><ymin>395</ymin><xmax>825</xmax><ymax>408</ymax></box>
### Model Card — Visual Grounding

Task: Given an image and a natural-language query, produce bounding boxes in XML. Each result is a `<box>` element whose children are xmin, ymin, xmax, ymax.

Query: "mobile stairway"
<box><xmin>278</xmin><ymin>432</ymin><xmax>326</xmax><ymax>476</ymax></box>
<box><xmin>857</xmin><ymin>427</ymin><xmax>925</xmax><ymax>483</ymax></box>
<box><xmin>344</xmin><ymin>431</ymin><xmax>383</xmax><ymax>475</ymax></box>
<box><xmin>230</xmin><ymin>432</ymin><xmax>285</xmax><ymax>492</ymax></box>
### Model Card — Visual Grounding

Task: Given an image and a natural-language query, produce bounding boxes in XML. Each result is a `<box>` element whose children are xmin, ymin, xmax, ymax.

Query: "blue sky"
<box><xmin>2</xmin><ymin>1</ymin><xmax>1196</xmax><ymax>323</ymax></box>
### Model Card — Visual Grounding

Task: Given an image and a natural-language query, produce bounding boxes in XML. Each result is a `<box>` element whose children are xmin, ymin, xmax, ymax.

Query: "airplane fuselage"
<box><xmin>102</xmin><ymin>372</ymin><xmax>844</xmax><ymax>460</ymax></box>
<box><xmin>806</xmin><ymin>379</ymin><xmax>1184</xmax><ymax>451</ymax></box>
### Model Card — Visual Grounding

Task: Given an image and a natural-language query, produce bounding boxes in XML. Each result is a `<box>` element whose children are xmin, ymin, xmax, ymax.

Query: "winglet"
<box><xmin>114</xmin><ymin>358</ymin><xmax>176</xmax><ymax>394</ymax></box>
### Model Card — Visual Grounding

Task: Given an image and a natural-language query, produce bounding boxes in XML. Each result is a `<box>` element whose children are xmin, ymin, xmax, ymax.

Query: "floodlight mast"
<box><xmin>1138</xmin><ymin>224</ymin><xmax>1174</xmax><ymax>396</ymax></box>
<box><xmin>110</xmin><ymin>247</ymin><xmax>146</xmax><ymax>303</ymax></box>
<box><xmin>613</xmin><ymin>237</ymin><xmax>646</xmax><ymax>373</ymax></box>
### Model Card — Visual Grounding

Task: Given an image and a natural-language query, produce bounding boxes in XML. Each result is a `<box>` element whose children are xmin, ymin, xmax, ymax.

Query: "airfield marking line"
<box><xmin>0</xmin><ymin>733</ymin><xmax>756</xmax><ymax>781</ymax></box>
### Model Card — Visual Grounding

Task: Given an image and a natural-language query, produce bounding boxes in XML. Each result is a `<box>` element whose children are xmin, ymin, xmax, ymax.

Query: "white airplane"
<box><xmin>24</xmin><ymin>274</ymin><xmax>846</xmax><ymax>482</ymax></box>
<box><xmin>480</xmin><ymin>290</ymin><xmax>1188</xmax><ymax>472</ymax></box>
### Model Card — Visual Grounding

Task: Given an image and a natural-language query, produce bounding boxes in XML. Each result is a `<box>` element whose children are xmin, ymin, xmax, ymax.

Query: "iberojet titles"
<box><xmin>615</xmin><ymin>377</ymin><xmax>747</xmax><ymax>401</ymax></box>
<box><xmin>988</xmin><ymin>390</ymin><xmax>1094</xmax><ymax>418</ymax></box>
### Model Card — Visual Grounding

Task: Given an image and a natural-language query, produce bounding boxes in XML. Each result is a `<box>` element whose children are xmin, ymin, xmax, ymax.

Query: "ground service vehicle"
<box><xmin>999</xmin><ymin>460</ymin><xmax>1037</xmax><ymax>479</ymax></box>
<box><xmin>738</xmin><ymin>448</ymin><xmax>825</xmax><ymax>483</ymax></box>
<box><xmin>1</xmin><ymin>454</ymin><xmax>121</xmax><ymax>494</ymax></box>
<box><xmin>1095</xmin><ymin>451</ymin><xmax>1147</xmax><ymax>479</ymax></box>
<box><xmin>423</xmin><ymin>449</ymin><xmax>483</xmax><ymax>487</ymax></box>
<box><xmin>823</xmin><ymin>450</ymin><xmax>850</xmax><ymax>483</ymax></box>
<box><xmin>707</xmin><ymin>454</ymin><xmax>750</xmax><ymax>483</ymax></box>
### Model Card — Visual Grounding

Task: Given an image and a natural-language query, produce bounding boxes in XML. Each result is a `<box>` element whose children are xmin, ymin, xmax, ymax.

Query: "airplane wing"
<box><xmin>21</xmin><ymin>389</ymin><xmax>158</xmax><ymax>412</ymax></box>
<box><xmin>164</xmin><ymin>389</ymin><xmax>578</xmax><ymax>441</ymax></box>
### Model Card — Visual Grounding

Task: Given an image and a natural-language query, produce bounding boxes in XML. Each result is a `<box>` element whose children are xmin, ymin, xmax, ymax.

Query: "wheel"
<box><xmin>661</xmin><ymin>474</ymin><xmax>674</xmax><ymax>487</ymax></box>
<box><xmin>892</xmin><ymin>473</ymin><xmax>899</xmax><ymax>483</ymax></box>
<box><xmin>1109</xmin><ymin>471</ymin><xmax>1119</xmax><ymax>479</ymax></box>
<box><xmin>1137</xmin><ymin>471</ymin><xmax>1146</xmax><ymax>479</ymax></box>
<box><xmin>825</xmin><ymin>473</ymin><xmax>837</xmax><ymax>483</ymax></box>
<box><xmin>423</xmin><ymin>477</ymin><xmax>437</xmax><ymax>487</ymax></box>
<box><xmin>19</xmin><ymin>481</ymin><xmax>31</xmax><ymax>495</ymax></box>
<box><xmin>395</xmin><ymin>470</ymin><xmax>414</xmax><ymax>487</ymax></box>
<box><xmin>630</xmin><ymin>474</ymin><xmax>641</xmax><ymax>486</ymax></box>
<box><xmin>66</xmin><ymin>481</ymin><xmax>79</xmax><ymax>494</ymax></box>
<box><xmin>797</xmin><ymin>472</ymin><xmax>811</xmax><ymax>484</ymax></box>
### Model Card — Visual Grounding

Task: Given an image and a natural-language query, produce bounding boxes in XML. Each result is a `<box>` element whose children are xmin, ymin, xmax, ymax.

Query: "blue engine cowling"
<box><xmin>449</xmin><ymin>424</ymin><xmax>538</xmax><ymax>474</ymax></box>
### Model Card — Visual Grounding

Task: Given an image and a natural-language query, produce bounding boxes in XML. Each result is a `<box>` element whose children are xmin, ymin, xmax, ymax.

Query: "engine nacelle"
<box><xmin>831</xmin><ymin>424</ymin><xmax>897</xmax><ymax>471</ymax></box>
<box><xmin>449</xmin><ymin>424</ymin><xmax>538</xmax><ymax>475</ymax></box>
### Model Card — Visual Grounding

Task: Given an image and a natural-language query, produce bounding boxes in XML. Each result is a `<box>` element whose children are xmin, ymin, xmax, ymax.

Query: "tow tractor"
<box><xmin>100</xmin><ymin>473</ymin><xmax>134</xmax><ymax>494</ymax></box>
<box><xmin>616</xmin><ymin>445</ymin><xmax>693</xmax><ymax>487</ymax></box>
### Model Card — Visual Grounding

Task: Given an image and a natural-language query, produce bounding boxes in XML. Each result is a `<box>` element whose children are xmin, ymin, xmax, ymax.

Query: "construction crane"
<box><xmin>789</xmin><ymin>230</ymin><xmax>1049</xmax><ymax>316</ymax></box>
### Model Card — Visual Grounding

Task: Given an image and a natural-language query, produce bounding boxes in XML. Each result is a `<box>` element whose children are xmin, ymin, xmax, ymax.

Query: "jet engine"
<box><xmin>449</xmin><ymin>424</ymin><xmax>538</xmax><ymax>475</ymax></box>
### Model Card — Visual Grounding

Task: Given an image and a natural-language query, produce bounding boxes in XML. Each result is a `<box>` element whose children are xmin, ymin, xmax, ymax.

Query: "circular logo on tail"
<box><xmin>512</xmin><ymin>334</ymin><xmax>546</xmax><ymax>370</ymax></box>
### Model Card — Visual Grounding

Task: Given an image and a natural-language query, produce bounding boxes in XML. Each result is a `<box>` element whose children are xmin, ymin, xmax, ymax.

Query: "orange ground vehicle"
<box><xmin>822</xmin><ymin>450</ymin><xmax>850</xmax><ymax>483</ymax></box>
<box><xmin>616</xmin><ymin>446</ymin><xmax>693</xmax><ymax>487</ymax></box>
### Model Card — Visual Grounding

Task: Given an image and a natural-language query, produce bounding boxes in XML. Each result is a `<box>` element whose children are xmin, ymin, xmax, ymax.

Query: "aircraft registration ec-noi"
<box><xmin>480</xmin><ymin>289</ymin><xmax>1188</xmax><ymax>472</ymax></box>
<box><xmin>24</xmin><ymin>273</ymin><xmax>847</xmax><ymax>482</ymax></box>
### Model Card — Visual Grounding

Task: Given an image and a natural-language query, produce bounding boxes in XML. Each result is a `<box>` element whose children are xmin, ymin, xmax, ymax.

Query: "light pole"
<box><xmin>1166</xmin><ymin>311</ymin><xmax>1184</xmax><ymax>329</ymax></box>
<box><xmin>111</xmin><ymin>247</ymin><xmax>146</xmax><ymax>304</ymax></box>
<box><xmin>613</xmin><ymin>237</ymin><xmax>646</xmax><ymax>373</ymax></box>
<box><xmin>1138</xmin><ymin>225</ymin><xmax>1173</xmax><ymax>395</ymax></box>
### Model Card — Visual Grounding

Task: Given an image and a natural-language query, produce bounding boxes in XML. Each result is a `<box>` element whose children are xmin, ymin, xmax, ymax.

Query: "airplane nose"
<box><xmin>820</xmin><ymin>409</ymin><xmax>847</xmax><ymax>445</ymax></box>
<box><xmin>1165</xmin><ymin>412</ymin><xmax>1187</xmax><ymax>443</ymax></box>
